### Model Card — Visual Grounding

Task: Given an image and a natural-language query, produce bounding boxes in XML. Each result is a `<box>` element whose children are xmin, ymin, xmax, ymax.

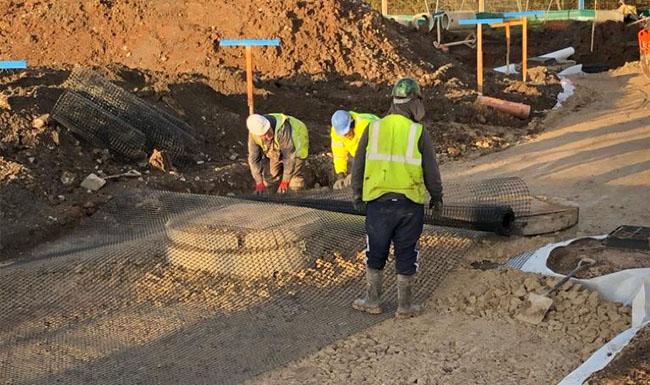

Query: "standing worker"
<box><xmin>351</xmin><ymin>77</ymin><xmax>443</xmax><ymax>319</ymax></box>
<box><xmin>330</xmin><ymin>110</ymin><xmax>379</xmax><ymax>189</ymax></box>
<box><xmin>246</xmin><ymin>113</ymin><xmax>309</xmax><ymax>194</ymax></box>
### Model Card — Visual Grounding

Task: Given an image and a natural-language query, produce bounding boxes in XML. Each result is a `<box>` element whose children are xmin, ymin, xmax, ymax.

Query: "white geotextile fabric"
<box><xmin>513</xmin><ymin>235</ymin><xmax>650</xmax><ymax>385</ymax></box>
<box><xmin>553</xmin><ymin>76</ymin><xmax>576</xmax><ymax>110</ymax></box>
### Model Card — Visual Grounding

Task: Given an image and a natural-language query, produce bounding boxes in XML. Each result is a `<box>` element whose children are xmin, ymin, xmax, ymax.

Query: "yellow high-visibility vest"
<box><xmin>330</xmin><ymin>112</ymin><xmax>378</xmax><ymax>174</ymax></box>
<box><xmin>252</xmin><ymin>113</ymin><xmax>309</xmax><ymax>159</ymax></box>
<box><xmin>362</xmin><ymin>114</ymin><xmax>425</xmax><ymax>204</ymax></box>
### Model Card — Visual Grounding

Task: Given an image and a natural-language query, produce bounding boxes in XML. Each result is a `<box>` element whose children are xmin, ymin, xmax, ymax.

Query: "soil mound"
<box><xmin>434</xmin><ymin>269</ymin><xmax>632</xmax><ymax>358</ymax></box>
<box><xmin>0</xmin><ymin>0</ymin><xmax>447</xmax><ymax>85</ymax></box>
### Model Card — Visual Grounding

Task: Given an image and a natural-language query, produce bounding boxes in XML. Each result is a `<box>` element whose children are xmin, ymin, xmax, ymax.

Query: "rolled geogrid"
<box><xmin>51</xmin><ymin>91</ymin><xmax>148</xmax><ymax>160</ymax></box>
<box><xmin>240</xmin><ymin>177</ymin><xmax>530</xmax><ymax>235</ymax></box>
<box><xmin>63</xmin><ymin>67</ymin><xmax>196</xmax><ymax>157</ymax></box>
<box><xmin>239</xmin><ymin>195</ymin><xmax>516</xmax><ymax>235</ymax></box>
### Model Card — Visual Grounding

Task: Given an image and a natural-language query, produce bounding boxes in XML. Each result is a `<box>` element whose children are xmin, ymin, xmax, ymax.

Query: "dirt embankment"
<box><xmin>0</xmin><ymin>0</ymin><xmax>447</xmax><ymax>85</ymax></box>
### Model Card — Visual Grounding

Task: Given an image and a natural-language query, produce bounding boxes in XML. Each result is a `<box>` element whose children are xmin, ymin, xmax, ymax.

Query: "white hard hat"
<box><xmin>246</xmin><ymin>114</ymin><xmax>271</xmax><ymax>136</ymax></box>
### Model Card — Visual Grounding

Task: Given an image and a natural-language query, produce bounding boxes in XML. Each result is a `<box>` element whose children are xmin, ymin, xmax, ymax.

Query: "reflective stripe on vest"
<box><xmin>367</xmin><ymin>121</ymin><xmax>422</xmax><ymax>166</ymax></box>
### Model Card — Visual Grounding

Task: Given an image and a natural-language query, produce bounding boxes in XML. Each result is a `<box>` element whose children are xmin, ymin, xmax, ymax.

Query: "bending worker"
<box><xmin>330</xmin><ymin>110</ymin><xmax>379</xmax><ymax>190</ymax></box>
<box><xmin>351</xmin><ymin>77</ymin><xmax>443</xmax><ymax>319</ymax></box>
<box><xmin>246</xmin><ymin>113</ymin><xmax>309</xmax><ymax>194</ymax></box>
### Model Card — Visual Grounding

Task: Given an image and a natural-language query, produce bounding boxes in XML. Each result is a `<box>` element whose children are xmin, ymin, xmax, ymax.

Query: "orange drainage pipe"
<box><xmin>477</xmin><ymin>95</ymin><xmax>531</xmax><ymax>119</ymax></box>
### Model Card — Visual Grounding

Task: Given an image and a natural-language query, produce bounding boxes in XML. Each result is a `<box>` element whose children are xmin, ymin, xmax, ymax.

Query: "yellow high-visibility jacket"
<box><xmin>331</xmin><ymin>112</ymin><xmax>378</xmax><ymax>174</ymax></box>
<box><xmin>362</xmin><ymin>114</ymin><xmax>425</xmax><ymax>204</ymax></box>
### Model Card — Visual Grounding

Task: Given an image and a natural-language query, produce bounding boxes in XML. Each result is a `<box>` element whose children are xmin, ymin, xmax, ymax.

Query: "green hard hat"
<box><xmin>392</xmin><ymin>77</ymin><xmax>421</xmax><ymax>99</ymax></box>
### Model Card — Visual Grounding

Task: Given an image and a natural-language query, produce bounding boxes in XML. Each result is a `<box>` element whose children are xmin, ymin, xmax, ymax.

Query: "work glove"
<box><xmin>254</xmin><ymin>182</ymin><xmax>266</xmax><ymax>195</ymax></box>
<box><xmin>429</xmin><ymin>196</ymin><xmax>443</xmax><ymax>215</ymax></box>
<box><xmin>333</xmin><ymin>173</ymin><xmax>346</xmax><ymax>190</ymax></box>
<box><xmin>277</xmin><ymin>180</ymin><xmax>290</xmax><ymax>194</ymax></box>
<box><xmin>343</xmin><ymin>173</ymin><xmax>353</xmax><ymax>188</ymax></box>
<box><xmin>353</xmin><ymin>199</ymin><xmax>367</xmax><ymax>213</ymax></box>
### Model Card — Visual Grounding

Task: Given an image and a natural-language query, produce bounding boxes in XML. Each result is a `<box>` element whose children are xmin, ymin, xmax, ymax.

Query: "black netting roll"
<box><xmin>239</xmin><ymin>194</ymin><xmax>515</xmax><ymax>235</ymax></box>
<box><xmin>51</xmin><ymin>91</ymin><xmax>147</xmax><ymax>160</ymax></box>
<box><xmin>63</xmin><ymin>68</ymin><xmax>197</xmax><ymax>158</ymax></box>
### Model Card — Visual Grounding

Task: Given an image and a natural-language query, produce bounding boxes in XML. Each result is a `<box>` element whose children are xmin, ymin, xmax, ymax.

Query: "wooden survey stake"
<box><xmin>220</xmin><ymin>39</ymin><xmax>281</xmax><ymax>115</ymax></box>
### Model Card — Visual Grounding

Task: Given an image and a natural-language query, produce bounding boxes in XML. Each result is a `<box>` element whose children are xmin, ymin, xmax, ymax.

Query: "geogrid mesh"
<box><xmin>52</xmin><ymin>68</ymin><xmax>196</xmax><ymax>159</ymax></box>
<box><xmin>50</xmin><ymin>91</ymin><xmax>148</xmax><ymax>160</ymax></box>
<box><xmin>242</xmin><ymin>177</ymin><xmax>531</xmax><ymax>235</ymax></box>
<box><xmin>0</xmin><ymin>191</ymin><xmax>478</xmax><ymax>385</ymax></box>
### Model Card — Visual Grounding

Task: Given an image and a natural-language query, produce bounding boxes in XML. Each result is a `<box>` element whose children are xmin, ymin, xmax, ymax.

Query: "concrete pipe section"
<box><xmin>165</xmin><ymin>202</ymin><xmax>354</xmax><ymax>278</ymax></box>
<box><xmin>443</xmin><ymin>11</ymin><xmax>477</xmax><ymax>31</ymax></box>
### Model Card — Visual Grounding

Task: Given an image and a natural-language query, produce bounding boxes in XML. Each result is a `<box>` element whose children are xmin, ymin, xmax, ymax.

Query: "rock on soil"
<box><xmin>433</xmin><ymin>268</ymin><xmax>632</xmax><ymax>358</ymax></box>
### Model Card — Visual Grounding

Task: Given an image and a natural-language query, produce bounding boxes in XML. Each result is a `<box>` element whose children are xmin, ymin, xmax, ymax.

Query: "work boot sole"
<box><xmin>395</xmin><ymin>305</ymin><xmax>424</xmax><ymax>319</ymax></box>
<box><xmin>352</xmin><ymin>302</ymin><xmax>383</xmax><ymax>314</ymax></box>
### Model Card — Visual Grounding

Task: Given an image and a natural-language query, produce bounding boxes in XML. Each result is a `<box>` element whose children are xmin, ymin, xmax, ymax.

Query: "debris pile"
<box><xmin>434</xmin><ymin>269</ymin><xmax>632</xmax><ymax>356</ymax></box>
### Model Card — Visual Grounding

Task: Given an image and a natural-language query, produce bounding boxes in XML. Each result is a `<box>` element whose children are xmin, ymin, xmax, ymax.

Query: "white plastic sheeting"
<box><xmin>554</xmin><ymin>77</ymin><xmax>576</xmax><ymax>110</ymax></box>
<box><xmin>558</xmin><ymin>64</ymin><xmax>585</xmax><ymax>76</ymax></box>
<box><xmin>512</xmin><ymin>235</ymin><xmax>650</xmax><ymax>385</ymax></box>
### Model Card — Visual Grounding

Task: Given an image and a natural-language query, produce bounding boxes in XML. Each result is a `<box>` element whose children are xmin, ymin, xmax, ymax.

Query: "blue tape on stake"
<box><xmin>0</xmin><ymin>60</ymin><xmax>28</xmax><ymax>69</ymax></box>
<box><xmin>220</xmin><ymin>39</ymin><xmax>281</xmax><ymax>47</ymax></box>
<box><xmin>503</xmin><ymin>11</ymin><xmax>545</xmax><ymax>18</ymax></box>
<box><xmin>459</xmin><ymin>18</ymin><xmax>504</xmax><ymax>25</ymax></box>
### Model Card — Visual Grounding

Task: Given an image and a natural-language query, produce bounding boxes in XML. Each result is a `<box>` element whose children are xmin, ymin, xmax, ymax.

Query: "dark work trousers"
<box><xmin>365</xmin><ymin>198</ymin><xmax>424</xmax><ymax>275</ymax></box>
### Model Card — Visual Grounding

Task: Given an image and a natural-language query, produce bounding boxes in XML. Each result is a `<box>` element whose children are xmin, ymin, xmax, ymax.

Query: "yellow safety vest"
<box><xmin>362</xmin><ymin>114</ymin><xmax>425</xmax><ymax>204</ymax></box>
<box><xmin>252</xmin><ymin>113</ymin><xmax>309</xmax><ymax>159</ymax></box>
<box><xmin>330</xmin><ymin>112</ymin><xmax>379</xmax><ymax>174</ymax></box>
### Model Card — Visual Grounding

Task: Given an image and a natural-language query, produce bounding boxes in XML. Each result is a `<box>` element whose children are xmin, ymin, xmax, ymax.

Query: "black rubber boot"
<box><xmin>395</xmin><ymin>274</ymin><xmax>423</xmax><ymax>319</ymax></box>
<box><xmin>352</xmin><ymin>267</ymin><xmax>383</xmax><ymax>314</ymax></box>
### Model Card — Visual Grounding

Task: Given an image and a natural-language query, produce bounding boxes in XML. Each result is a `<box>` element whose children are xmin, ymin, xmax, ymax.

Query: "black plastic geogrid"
<box><xmin>52</xmin><ymin>68</ymin><xmax>196</xmax><ymax>159</ymax></box>
<box><xmin>242</xmin><ymin>177</ymin><xmax>531</xmax><ymax>235</ymax></box>
<box><xmin>51</xmin><ymin>91</ymin><xmax>148</xmax><ymax>160</ymax></box>
<box><xmin>0</xmin><ymin>191</ymin><xmax>477</xmax><ymax>385</ymax></box>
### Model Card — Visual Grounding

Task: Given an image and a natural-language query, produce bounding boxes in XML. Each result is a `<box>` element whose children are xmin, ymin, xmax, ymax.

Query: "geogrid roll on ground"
<box><xmin>51</xmin><ymin>91</ymin><xmax>148</xmax><ymax>160</ymax></box>
<box><xmin>60</xmin><ymin>67</ymin><xmax>196</xmax><ymax>158</ymax></box>
<box><xmin>0</xmin><ymin>191</ymin><xmax>478</xmax><ymax>385</ymax></box>
<box><xmin>242</xmin><ymin>177</ymin><xmax>531</xmax><ymax>235</ymax></box>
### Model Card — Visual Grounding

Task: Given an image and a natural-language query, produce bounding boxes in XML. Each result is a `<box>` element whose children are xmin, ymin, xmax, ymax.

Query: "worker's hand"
<box><xmin>254</xmin><ymin>182</ymin><xmax>266</xmax><ymax>195</ymax></box>
<box><xmin>277</xmin><ymin>180</ymin><xmax>290</xmax><ymax>194</ymax></box>
<box><xmin>353</xmin><ymin>199</ymin><xmax>367</xmax><ymax>213</ymax></box>
<box><xmin>429</xmin><ymin>196</ymin><xmax>443</xmax><ymax>215</ymax></box>
<box><xmin>333</xmin><ymin>173</ymin><xmax>346</xmax><ymax>190</ymax></box>
<box><xmin>343</xmin><ymin>173</ymin><xmax>353</xmax><ymax>188</ymax></box>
